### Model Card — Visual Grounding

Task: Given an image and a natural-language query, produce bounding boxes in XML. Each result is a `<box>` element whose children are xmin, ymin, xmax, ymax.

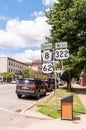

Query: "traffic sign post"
<box><xmin>53</xmin><ymin>60</ymin><xmax>58</xmax><ymax>112</ymax></box>
<box><xmin>41</xmin><ymin>42</ymin><xmax>69</xmax><ymax>112</ymax></box>
<box><xmin>54</xmin><ymin>42</ymin><xmax>69</xmax><ymax>112</ymax></box>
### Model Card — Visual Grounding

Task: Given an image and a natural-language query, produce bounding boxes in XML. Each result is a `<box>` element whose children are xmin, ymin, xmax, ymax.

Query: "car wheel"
<box><xmin>50</xmin><ymin>84</ymin><xmax>53</xmax><ymax>91</ymax></box>
<box><xmin>17</xmin><ymin>94</ymin><xmax>22</xmax><ymax>98</ymax></box>
<box><xmin>44</xmin><ymin>90</ymin><xmax>46</xmax><ymax>96</ymax></box>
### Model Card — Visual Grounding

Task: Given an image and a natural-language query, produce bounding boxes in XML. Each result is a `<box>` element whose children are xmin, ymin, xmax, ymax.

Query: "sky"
<box><xmin>0</xmin><ymin>0</ymin><xmax>57</xmax><ymax>62</ymax></box>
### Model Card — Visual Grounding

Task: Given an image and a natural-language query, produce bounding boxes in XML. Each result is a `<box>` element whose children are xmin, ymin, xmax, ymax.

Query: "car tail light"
<box><xmin>16</xmin><ymin>83</ymin><xmax>21</xmax><ymax>88</ymax></box>
<box><xmin>29</xmin><ymin>84</ymin><xmax>36</xmax><ymax>89</ymax></box>
<box><xmin>46</xmin><ymin>83</ymin><xmax>48</xmax><ymax>85</ymax></box>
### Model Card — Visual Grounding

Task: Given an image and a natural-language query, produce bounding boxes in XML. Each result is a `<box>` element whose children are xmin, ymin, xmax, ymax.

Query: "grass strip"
<box><xmin>37</xmin><ymin>86</ymin><xmax>86</xmax><ymax>118</ymax></box>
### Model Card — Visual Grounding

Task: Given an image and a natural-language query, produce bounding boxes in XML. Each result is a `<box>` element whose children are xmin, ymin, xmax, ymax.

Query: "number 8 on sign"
<box><xmin>41</xmin><ymin>50</ymin><xmax>52</xmax><ymax>62</ymax></box>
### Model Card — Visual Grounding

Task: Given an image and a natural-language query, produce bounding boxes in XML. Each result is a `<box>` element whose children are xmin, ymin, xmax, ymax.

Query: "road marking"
<box><xmin>0</xmin><ymin>107</ymin><xmax>16</xmax><ymax>113</ymax></box>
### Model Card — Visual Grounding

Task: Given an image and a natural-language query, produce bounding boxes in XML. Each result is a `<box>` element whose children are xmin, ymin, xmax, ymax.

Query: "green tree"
<box><xmin>29</xmin><ymin>71</ymin><xmax>36</xmax><ymax>78</ymax></box>
<box><xmin>75</xmin><ymin>46</ymin><xmax>86</xmax><ymax>76</ymax></box>
<box><xmin>3</xmin><ymin>72</ymin><xmax>14</xmax><ymax>82</ymax></box>
<box><xmin>21</xmin><ymin>69</ymin><xmax>29</xmax><ymax>78</ymax></box>
<box><xmin>7</xmin><ymin>72</ymin><xmax>14</xmax><ymax>79</ymax></box>
<box><xmin>46</xmin><ymin>0</ymin><xmax>86</xmax><ymax>51</ymax></box>
<box><xmin>46</xmin><ymin>0</ymin><xmax>86</xmax><ymax>90</ymax></box>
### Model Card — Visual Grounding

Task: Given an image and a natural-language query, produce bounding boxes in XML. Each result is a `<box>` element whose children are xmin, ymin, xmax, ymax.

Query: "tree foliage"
<box><xmin>45</xmin><ymin>0</ymin><xmax>86</xmax><ymax>89</ymax></box>
<box><xmin>21</xmin><ymin>69</ymin><xmax>30</xmax><ymax>78</ymax></box>
<box><xmin>3</xmin><ymin>72</ymin><xmax>14</xmax><ymax>79</ymax></box>
<box><xmin>46</xmin><ymin>0</ymin><xmax>86</xmax><ymax>53</ymax></box>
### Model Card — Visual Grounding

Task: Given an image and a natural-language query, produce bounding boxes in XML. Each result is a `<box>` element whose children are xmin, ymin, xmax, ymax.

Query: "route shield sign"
<box><xmin>42</xmin><ymin>63</ymin><xmax>53</xmax><ymax>74</ymax></box>
<box><xmin>41</xmin><ymin>49</ymin><xmax>53</xmax><ymax>62</ymax></box>
<box><xmin>54</xmin><ymin>48</ymin><xmax>69</xmax><ymax>60</ymax></box>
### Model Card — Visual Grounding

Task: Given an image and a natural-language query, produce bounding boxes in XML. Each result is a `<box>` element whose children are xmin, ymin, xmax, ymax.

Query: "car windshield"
<box><xmin>18</xmin><ymin>79</ymin><xmax>34</xmax><ymax>84</ymax></box>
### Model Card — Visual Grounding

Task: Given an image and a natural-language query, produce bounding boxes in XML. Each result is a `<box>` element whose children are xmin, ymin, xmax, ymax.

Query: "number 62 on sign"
<box><xmin>42</xmin><ymin>63</ymin><xmax>53</xmax><ymax>74</ymax></box>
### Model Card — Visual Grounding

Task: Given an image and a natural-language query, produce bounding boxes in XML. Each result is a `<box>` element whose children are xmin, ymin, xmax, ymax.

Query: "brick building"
<box><xmin>0</xmin><ymin>57</ymin><xmax>28</xmax><ymax>80</ymax></box>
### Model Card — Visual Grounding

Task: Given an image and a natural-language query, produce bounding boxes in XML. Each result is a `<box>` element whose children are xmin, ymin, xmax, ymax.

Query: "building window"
<box><xmin>9</xmin><ymin>62</ymin><xmax>10</xmax><ymax>66</ymax></box>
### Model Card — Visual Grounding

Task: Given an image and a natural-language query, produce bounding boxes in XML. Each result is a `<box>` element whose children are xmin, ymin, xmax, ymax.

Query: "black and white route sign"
<box><xmin>54</xmin><ymin>48</ymin><xmax>69</xmax><ymax>60</ymax></box>
<box><xmin>42</xmin><ymin>63</ymin><xmax>53</xmax><ymax>74</ymax></box>
<box><xmin>41</xmin><ymin>49</ymin><xmax>52</xmax><ymax>62</ymax></box>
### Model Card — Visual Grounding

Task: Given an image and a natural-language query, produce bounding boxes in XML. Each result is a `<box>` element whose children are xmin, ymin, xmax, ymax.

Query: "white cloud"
<box><xmin>0</xmin><ymin>53</ymin><xmax>6</xmax><ymax>57</ymax></box>
<box><xmin>32</xmin><ymin>11</ymin><xmax>44</xmax><ymax>17</ymax></box>
<box><xmin>0</xmin><ymin>16</ymin><xmax>7</xmax><ymax>20</ymax></box>
<box><xmin>42</xmin><ymin>0</ymin><xmax>58</xmax><ymax>6</ymax></box>
<box><xmin>12</xmin><ymin>49</ymin><xmax>41</xmax><ymax>62</ymax></box>
<box><xmin>0</xmin><ymin>16</ymin><xmax>51</xmax><ymax>49</ymax></box>
<box><xmin>0</xmin><ymin>11</ymin><xmax>51</xmax><ymax>62</ymax></box>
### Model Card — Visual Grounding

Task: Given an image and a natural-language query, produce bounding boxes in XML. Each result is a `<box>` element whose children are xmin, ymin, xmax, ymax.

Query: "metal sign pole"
<box><xmin>54</xmin><ymin>60</ymin><xmax>58</xmax><ymax>112</ymax></box>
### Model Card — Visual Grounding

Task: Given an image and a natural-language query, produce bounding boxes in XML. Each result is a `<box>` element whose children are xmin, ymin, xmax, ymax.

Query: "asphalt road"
<box><xmin>0</xmin><ymin>83</ymin><xmax>41</xmax><ymax>129</ymax></box>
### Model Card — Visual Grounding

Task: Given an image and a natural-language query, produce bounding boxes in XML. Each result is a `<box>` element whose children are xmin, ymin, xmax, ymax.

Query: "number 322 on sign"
<box><xmin>55</xmin><ymin>49</ymin><xmax>69</xmax><ymax>60</ymax></box>
<box><xmin>42</xmin><ymin>63</ymin><xmax>53</xmax><ymax>74</ymax></box>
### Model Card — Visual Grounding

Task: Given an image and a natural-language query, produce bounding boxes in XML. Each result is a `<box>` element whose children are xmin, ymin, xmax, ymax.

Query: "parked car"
<box><xmin>44</xmin><ymin>78</ymin><xmax>55</xmax><ymax>91</ymax></box>
<box><xmin>48</xmin><ymin>78</ymin><xmax>55</xmax><ymax>87</ymax></box>
<box><xmin>43</xmin><ymin>80</ymin><xmax>49</xmax><ymax>91</ymax></box>
<box><xmin>16</xmin><ymin>78</ymin><xmax>46</xmax><ymax>99</ymax></box>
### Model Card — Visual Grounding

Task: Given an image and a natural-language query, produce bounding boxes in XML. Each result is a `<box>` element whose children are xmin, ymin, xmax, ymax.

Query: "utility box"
<box><xmin>61</xmin><ymin>95</ymin><xmax>73</xmax><ymax>120</ymax></box>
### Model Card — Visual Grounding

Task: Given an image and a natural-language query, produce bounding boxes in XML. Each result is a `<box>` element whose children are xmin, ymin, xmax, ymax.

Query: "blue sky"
<box><xmin>0</xmin><ymin>0</ymin><xmax>57</xmax><ymax>62</ymax></box>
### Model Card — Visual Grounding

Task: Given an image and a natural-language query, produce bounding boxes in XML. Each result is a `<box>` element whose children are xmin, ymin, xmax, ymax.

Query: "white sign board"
<box><xmin>41</xmin><ymin>50</ymin><xmax>52</xmax><ymax>62</ymax></box>
<box><xmin>55</xmin><ymin>49</ymin><xmax>69</xmax><ymax>60</ymax></box>
<box><xmin>42</xmin><ymin>63</ymin><xmax>53</xmax><ymax>74</ymax></box>
<box><xmin>41</xmin><ymin>43</ymin><xmax>52</xmax><ymax>50</ymax></box>
<box><xmin>56</xmin><ymin>42</ymin><xmax>67</xmax><ymax>49</ymax></box>
<box><xmin>54</xmin><ymin>70</ymin><xmax>62</xmax><ymax>73</ymax></box>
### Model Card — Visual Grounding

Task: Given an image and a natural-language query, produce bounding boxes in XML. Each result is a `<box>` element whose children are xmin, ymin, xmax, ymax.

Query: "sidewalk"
<box><xmin>6</xmin><ymin>114</ymin><xmax>86</xmax><ymax>130</ymax></box>
<box><xmin>73</xmin><ymin>83</ymin><xmax>86</xmax><ymax>108</ymax></box>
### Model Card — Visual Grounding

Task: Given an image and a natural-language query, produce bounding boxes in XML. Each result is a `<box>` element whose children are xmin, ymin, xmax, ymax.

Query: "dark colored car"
<box><xmin>43</xmin><ymin>78</ymin><xmax>55</xmax><ymax>91</ymax></box>
<box><xmin>47</xmin><ymin>78</ymin><xmax>55</xmax><ymax>90</ymax></box>
<box><xmin>16</xmin><ymin>78</ymin><xmax>46</xmax><ymax>99</ymax></box>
